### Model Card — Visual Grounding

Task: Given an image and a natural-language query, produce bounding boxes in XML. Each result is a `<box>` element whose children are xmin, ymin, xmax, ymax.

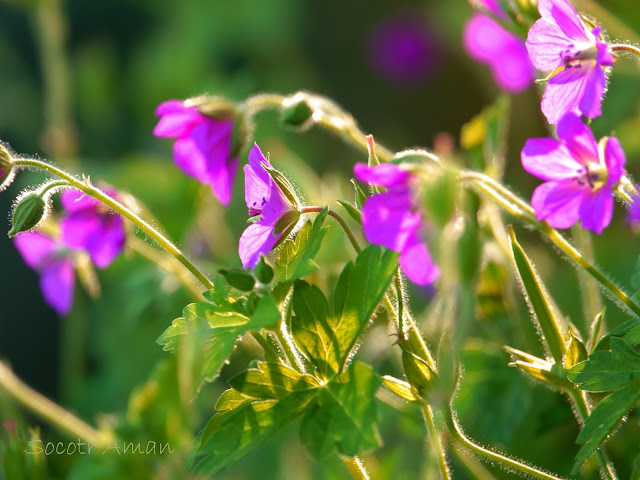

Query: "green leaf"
<box><xmin>337</xmin><ymin>200</ymin><xmax>362</xmax><ymax>224</ymax></box>
<box><xmin>350</xmin><ymin>178</ymin><xmax>368</xmax><ymax>209</ymax></box>
<box><xmin>300</xmin><ymin>362</ymin><xmax>381</xmax><ymax>458</ymax></box>
<box><xmin>274</xmin><ymin>208</ymin><xmax>329</xmax><ymax>281</ymax></box>
<box><xmin>292</xmin><ymin>245</ymin><xmax>398</xmax><ymax>378</ymax></box>
<box><xmin>228</xmin><ymin>363</ymin><xmax>320</xmax><ymax>400</ymax></box>
<box><xmin>508</xmin><ymin>227</ymin><xmax>566</xmax><ymax>364</ymax></box>
<box><xmin>218</xmin><ymin>268</ymin><xmax>255</xmax><ymax>291</ymax></box>
<box><xmin>382</xmin><ymin>375</ymin><xmax>420</xmax><ymax>402</ymax></box>
<box><xmin>157</xmin><ymin>294</ymin><xmax>280</xmax><ymax>393</ymax></box>
<box><xmin>192</xmin><ymin>392</ymin><xmax>314</xmax><ymax>475</ymax></box>
<box><xmin>573</xmin><ymin>386</ymin><xmax>640</xmax><ymax>473</ymax></box>
<box><xmin>567</xmin><ymin>337</ymin><xmax>640</xmax><ymax>392</ymax></box>
<box><xmin>254</xmin><ymin>255</ymin><xmax>274</xmax><ymax>284</ymax></box>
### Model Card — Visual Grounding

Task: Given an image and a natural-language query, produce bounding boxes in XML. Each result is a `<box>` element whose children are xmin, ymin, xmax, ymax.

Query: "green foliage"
<box><xmin>274</xmin><ymin>208</ymin><xmax>328</xmax><ymax>282</ymax></box>
<box><xmin>573</xmin><ymin>387</ymin><xmax>640</xmax><ymax>473</ymax></box>
<box><xmin>292</xmin><ymin>245</ymin><xmax>398</xmax><ymax>379</ymax></box>
<box><xmin>567</xmin><ymin>337</ymin><xmax>640</xmax><ymax>392</ymax></box>
<box><xmin>508</xmin><ymin>228</ymin><xmax>567</xmax><ymax>364</ymax></box>
<box><xmin>299</xmin><ymin>362</ymin><xmax>381</xmax><ymax>458</ymax></box>
<box><xmin>157</xmin><ymin>278</ymin><xmax>280</xmax><ymax>393</ymax></box>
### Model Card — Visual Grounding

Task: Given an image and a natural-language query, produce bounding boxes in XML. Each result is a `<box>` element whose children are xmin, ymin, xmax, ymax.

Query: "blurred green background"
<box><xmin>1</xmin><ymin>0</ymin><xmax>640</xmax><ymax>478</ymax></box>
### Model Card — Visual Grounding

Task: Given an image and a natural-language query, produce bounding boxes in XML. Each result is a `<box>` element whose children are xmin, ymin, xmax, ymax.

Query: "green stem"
<box><xmin>462</xmin><ymin>170</ymin><xmax>640</xmax><ymax>317</ymax></box>
<box><xmin>610</xmin><ymin>43</ymin><xmax>640</xmax><ymax>57</ymax></box>
<box><xmin>421</xmin><ymin>403</ymin><xmax>451</xmax><ymax>480</ymax></box>
<box><xmin>37</xmin><ymin>179</ymin><xmax>70</xmax><ymax>196</ymax></box>
<box><xmin>571</xmin><ymin>225</ymin><xmax>603</xmax><ymax>324</ymax></box>
<box><xmin>446</xmin><ymin>402</ymin><xmax>565</xmax><ymax>480</ymax></box>
<box><xmin>12</xmin><ymin>158</ymin><xmax>214</xmax><ymax>291</ymax></box>
<box><xmin>250</xmin><ymin>331</ymin><xmax>281</xmax><ymax>361</ymax></box>
<box><xmin>0</xmin><ymin>361</ymin><xmax>113</xmax><ymax>448</ymax></box>
<box><xmin>568</xmin><ymin>390</ymin><xmax>618</xmax><ymax>480</ymax></box>
<box><xmin>301</xmin><ymin>206</ymin><xmax>362</xmax><ymax>253</ymax></box>
<box><xmin>245</xmin><ymin>92</ymin><xmax>394</xmax><ymax>161</ymax></box>
<box><xmin>341</xmin><ymin>455</ymin><xmax>370</xmax><ymax>480</ymax></box>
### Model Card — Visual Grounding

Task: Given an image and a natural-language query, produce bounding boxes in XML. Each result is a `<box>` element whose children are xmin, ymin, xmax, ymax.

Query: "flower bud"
<box><xmin>280</xmin><ymin>99</ymin><xmax>313</xmax><ymax>128</ymax></box>
<box><xmin>8</xmin><ymin>192</ymin><xmax>47</xmax><ymax>237</ymax></box>
<box><xmin>190</xmin><ymin>95</ymin><xmax>238</xmax><ymax>119</ymax></box>
<box><xmin>0</xmin><ymin>144</ymin><xmax>15</xmax><ymax>191</ymax></box>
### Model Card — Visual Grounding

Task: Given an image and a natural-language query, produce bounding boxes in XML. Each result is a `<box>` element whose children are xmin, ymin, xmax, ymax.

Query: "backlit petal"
<box><xmin>521</xmin><ymin>138</ymin><xmax>582</xmax><ymax>180</ymax></box>
<box><xmin>579</xmin><ymin>188</ymin><xmax>613</xmax><ymax>234</ymax></box>
<box><xmin>531</xmin><ymin>180</ymin><xmax>585</xmax><ymax>228</ymax></box>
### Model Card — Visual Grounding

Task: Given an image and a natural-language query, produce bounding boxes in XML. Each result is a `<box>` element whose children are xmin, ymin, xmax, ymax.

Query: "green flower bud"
<box><xmin>280</xmin><ymin>99</ymin><xmax>313</xmax><ymax>128</ymax></box>
<box><xmin>0</xmin><ymin>144</ymin><xmax>15</xmax><ymax>191</ymax></box>
<box><xmin>8</xmin><ymin>192</ymin><xmax>47</xmax><ymax>237</ymax></box>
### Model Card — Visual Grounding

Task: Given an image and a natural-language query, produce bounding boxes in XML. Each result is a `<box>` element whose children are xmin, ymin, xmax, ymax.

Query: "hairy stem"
<box><xmin>341</xmin><ymin>455</ymin><xmax>370</xmax><ymax>480</ymax></box>
<box><xmin>0</xmin><ymin>362</ymin><xmax>113</xmax><ymax>448</ymax></box>
<box><xmin>422</xmin><ymin>403</ymin><xmax>451</xmax><ymax>480</ymax></box>
<box><xmin>571</xmin><ymin>225</ymin><xmax>603</xmax><ymax>324</ymax></box>
<box><xmin>245</xmin><ymin>92</ymin><xmax>394</xmax><ymax>161</ymax></box>
<box><xmin>301</xmin><ymin>206</ymin><xmax>362</xmax><ymax>253</ymax></box>
<box><xmin>12</xmin><ymin>158</ymin><xmax>214</xmax><ymax>291</ymax></box>
<box><xmin>446</xmin><ymin>403</ymin><xmax>565</xmax><ymax>480</ymax></box>
<box><xmin>610</xmin><ymin>43</ymin><xmax>640</xmax><ymax>57</ymax></box>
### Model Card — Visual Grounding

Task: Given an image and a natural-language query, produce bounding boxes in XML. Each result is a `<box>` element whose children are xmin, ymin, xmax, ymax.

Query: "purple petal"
<box><xmin>399</xmin><ymin>232</ymin><xmax>439</xmax><ymax>285</ymax></box>
<box><xmin>353</xmin><ymin>163</ymin><xmax>410</xmax><ymax>188</ymax></box>
<box><xmin>153</xmin><ymin>101</ymin><xmax>201</xmax><ymax>138</ymax></box>
<box><xmin>244</xmin><ymin>162</ymin><xmax>271</xmax><ymax>215</ymax></box>
<box><xmin>578</xmin><ymin>66</ymin><xmax>606</xmax><ymax>120</ymax></box>
<box><xmin>248</xmin><ymin>143</ymin><xmax>273</xmax><ymax>185</ymax></box>
<box><xmin>531</xmin><ymin>179</ymin><xmax>585</xmax><ymax>228</ymax></box>
<box><xmin>490</xmin><ymin>39</ymin><xmax>535</xmax><ymax>93</ymax></box>
<box><xmin>537</xmin><ymin>0</ymin><xmax>590</xmax><ymax>43</ymax></box>
<box><xmin>239</xmin><ymin>222</ymin><xmax>281</xmax><ymax>269</ymax></box>
<box><xmin>40</xmin><ymin>258</ymin><xmax>75</xmax><ymax>316</ymax></box>
<box><xmin>627</xmin><ymin>195</ymin><xmax>640</xmax><ymax>227</ymax></box>
<box><xmin>361</xmin><ymin>190</ymin><xmax>420</xmax><ymax>251</ymax></box>
<box><xmin>173</xmin><ymin>136</ymin><xmax>211</xmax><ymax>184</ymax></box>
<box><xmin>521</xmin><ymin>138</ymin><xmax>582</xmax><ymax>181</ymax></box>
<box><xmin>85</xmin><ymin>215</ymin><xmax>126</xmax><ymax>269</ymax></box>
<box><xmin>579</xmin><ymin>188</ymin><xmax>613</xmax><ymax>234</ymax></box>
<box><xmin>61</xmin><ymin>211</ymin><xmax>103</xmax><ymax>252</ymax></box>
<box><xmin>595</xmin><ymin>33</ymin><xmax>614</xmax><ymax>66</ymax></box>
<box><xmin>541</xmin><ymin>65</ymin><xmax>592</xmax><ymax>124</ymax></box>
<box><xmin>189</xmin><ymin>118</ymin><xmax>235</xmax><ymax>205</ymax></box>
<box><xmin>61</xmin><ymin>189</ymin><xmax>101</xmax><ymax>212</ymax></box>
<box><xmin>556</xmin><ymin>113</ymin><xmax>599</xmax><ymax>163</ymax></box>
<box><xmin>603</xmin><ymin>136</ymin><xmax>626</xmax><ymax>186</ymax></box>
<box><xmin>526</xmin><ymin>18</ymin><xmax>573</xmax><ymax>72</ymax></box>
<box><xmin>13</xmin><ymin>232</ymin><xmax>58</xmax><ymax>270</ymax></box>
<box><xmin>463</xmin><ymin>15</ymin><xmax>506</xmax><ymax>63</ymax></box>
<box><xmin>476</xmin><ymin>0</ymin><xmax>508</xmax><ymax>18</ymax></box>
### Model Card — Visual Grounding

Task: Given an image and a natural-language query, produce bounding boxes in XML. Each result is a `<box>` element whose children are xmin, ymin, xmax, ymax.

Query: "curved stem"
<box><xmin>301</xmin><ymin>206</ymin><xmax>362</xmax><ymax>253</ymax></box>
<box><xmin>446</xmin><ymin>403</ymin><xmax>565</xmax><ymax>480</ymax></box>
<box><xmin>37</xmin><ymin>179</ymin><xmax>70</xmax><ymax>196</ymax></box>
<box><xmin>422</xmin><ymin>403</ymin><xmax>451</xmax><ymax>480</ymax></box>
<box><xmin>610</xmin><ymin>44</ymin><xmax>640</xmax><ymax>57</ymax></box>
<box><xmin>12</xmin><ymin>158</ymin><xmax>214</xmax><ymax>291</ymax></box>
<box><xmin>568</xmin><ymin>390</ymin><xmax>618</xmax><ymax>480</ymax></box>
<box><xmin>245</xmin><ymin>92</ymin><xmax>394</xmax><ymax>161</ymax></box>
<box><xmin>0</xmin><ymin>361</ymin><xmax>113</xmax><ymax>449</ymax></box>
<box><xmin>462</xmin><ymin>171</ymin><xmax>640</xmax><ymax>317</ymax></box>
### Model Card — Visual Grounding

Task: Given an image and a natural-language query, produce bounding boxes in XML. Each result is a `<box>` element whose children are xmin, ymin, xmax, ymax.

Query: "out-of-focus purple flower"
<box><xmin>14</xmin><ymin>232</ymin><xmax>75</xmax><ymax>316</ymax></box>
<box><xmin>239</xmin><ymin>144</ymin><xmax>296</xmax><ymax>269</ymax></box>
<box><xmin>464</xmin><ymin>14</ymin><xmax>535</xmax><ymax>93</ymax></box>
<box><xmin>153</xmin><ymin>100</ymin><xmax>238</xmax><ymax>205</ymax></box>
<box><xmin>526</xmin><ymin>0</ymin><xmax>614</xmax><ymax>124</ymax></box>
<box><xmin>367</xmin><ymin>15</ymin><xmax>439</xmax><ymax>86</ymax></box>
<box><xmin>521</xmin><ymin>113</ymin><xmax>625</xmax><ymax>233</ymax></box>
<box><xmin>472</xmin><ymin>0</ymin><xmax>508</xmax><ymax>19</ymax></box>
<box><xmin>354</xmin><ymin>163</ymin><xmax>439</xmax><ymax>285</ymax></box>
<box><xmin>60</xmin><ymin>189</ymin><xmax>126</xmax><ymax>269</ymax></box>
<box><xmin>627</xmin><ymin>193</ymin><xmax>640</xmax><ymax>230</ymax></box>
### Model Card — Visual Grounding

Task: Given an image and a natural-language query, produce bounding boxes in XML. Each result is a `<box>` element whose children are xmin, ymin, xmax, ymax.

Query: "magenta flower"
<box><xmin>521</xmin><ymin>113</ymin><xmax>625</xmax><ymax>233</ymax></box>
<box><xmin>627</xmin><ymin>194</ymin><xmax>640</xmax><ymax>230</ymax></box>
<box><xmin>526</xmin><ymin>0</ymin><xmax>614</xmax><ymax>124</ymax></box>
<box><xmin>464</xmin><ymin>14</ymin><xmax>535</xmax><ymax>93</ymax></box>
<box><xmin>239</xmin><ymin>144</ymin><xmax>297</xmax><ymax>269</ymax></box>
<box><xmin>354</xmin><ymin>163</ymin><xmax>439</xmax><ymax>285</ymax></box>
<box><xmin>60</xmin><ymin>189</ymin><xmax>126</xmax><ymax>269</ymax></box>
<box><xmin>366</xmin><ymin>14</ymin><xmax>439</xmax><ymax>86</ymax></box>
<box><xmin>153</xmin><ymin>100</ymin><xmax>238</xmax><ymax>206</ymax></box>
<box><xmin>14</xmin><ymin>232</ymin><xmax>75</xmax><ymax>316</ymax></box>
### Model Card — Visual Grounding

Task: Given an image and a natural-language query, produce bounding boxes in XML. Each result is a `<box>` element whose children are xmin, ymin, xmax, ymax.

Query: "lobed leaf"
<box><xmin>274</xmin><ymin>208</ymin><xmax>329</xmax><ymax>281</ymax></box>
<box><xmin>567</xmin><ymin>337</ymin><xmax>640</xmax><ymax>392</ymax></box>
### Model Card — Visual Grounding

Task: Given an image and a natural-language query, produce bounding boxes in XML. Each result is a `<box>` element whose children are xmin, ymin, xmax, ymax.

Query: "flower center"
<box><xmin>576</xmin><ymin>162</ymin><xmax>608</xmax><ymax>191</ymax></box>
<box><xmin>560</xmin><ymin>44</ymin><xmax>598</xmax><ymax>69</ymax></box>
